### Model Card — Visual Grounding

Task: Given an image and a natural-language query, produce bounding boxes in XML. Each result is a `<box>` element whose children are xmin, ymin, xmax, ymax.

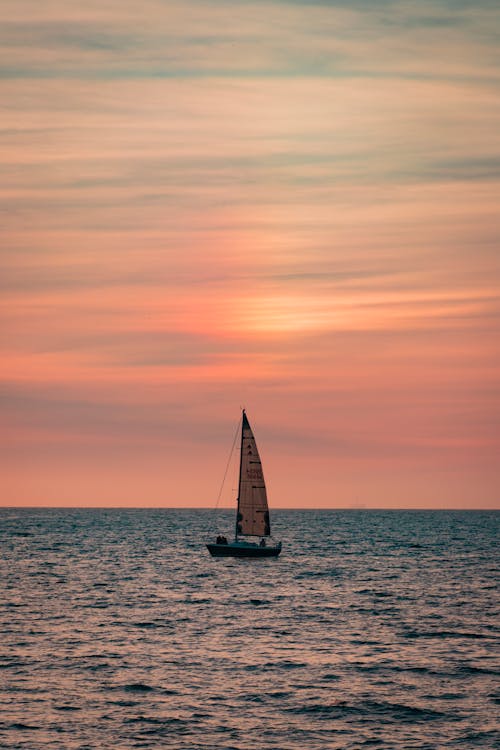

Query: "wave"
<box><xmin>456</xmin><ymin>665</ymin><xmax>500</xmax><ymax>677</ymax></box>
<box><xmin>294</xmin><ymin>569</ymin><xmax>343</xmax><ymax>579</ymax></box>
<box><xmin>1</xmin><ymin>722</ymin><xmax>40</xmax><ymax>731</ymax></box>
<box><xmin>458</xmin><ymin>730</ymin><xmax>500</xmax><ymax>745</ymax></box>
<box><xmin>123</xmin><ymin>683</ymin><xmax>155</xmax><ymax>693</ymax></box>
<box><xmin>287</xmin><ymin>700</ymin><xmax>450</xmax><ymax>722</ymax></box>
<box><xmin>402</xmin><ymin>629</ymin><xmax>497</xmax><ymax>640</ymax></box>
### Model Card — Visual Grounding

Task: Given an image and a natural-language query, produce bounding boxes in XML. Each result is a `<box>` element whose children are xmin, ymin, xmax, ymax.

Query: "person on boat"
<box><xmin>260</xmin><ymin>538</ymin><xmax>266</xmax><ymax>547</ymax></box>
<box><xmin>216</xmin><ymin>535</ymin><xmax>228</xmax><ymax>545</ymax></box>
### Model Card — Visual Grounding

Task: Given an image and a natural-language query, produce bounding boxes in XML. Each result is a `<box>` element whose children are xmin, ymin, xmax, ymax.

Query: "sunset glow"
<box><xmin>1</xmin><ymin>0</ymin><xmax>499</xmax><ymax>508</ymax></box>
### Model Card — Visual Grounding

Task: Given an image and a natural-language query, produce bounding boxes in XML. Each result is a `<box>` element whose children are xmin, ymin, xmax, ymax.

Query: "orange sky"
<box><xmin>1</xmin><ymin>0</ymin><xmax>499</xmax><ymax>508</ymax></box>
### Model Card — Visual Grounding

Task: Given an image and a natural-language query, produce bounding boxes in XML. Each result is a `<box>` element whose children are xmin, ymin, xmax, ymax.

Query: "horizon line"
<box><xmin>1</xmin><ymin>505</ymin><xmax>498</xmax><ymax>511</ymax></box>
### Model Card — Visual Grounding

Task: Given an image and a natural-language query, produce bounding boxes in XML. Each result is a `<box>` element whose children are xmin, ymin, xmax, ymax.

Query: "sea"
<box><xmin>0</xmin><ymin>508</ymin><xmax>498</xmax><ymax>750</ymax></box>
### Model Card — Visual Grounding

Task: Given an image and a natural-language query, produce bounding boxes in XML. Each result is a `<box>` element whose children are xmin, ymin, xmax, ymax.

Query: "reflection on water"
<box><xmin>1</xmin><ymin>509</ymin><xmax>498</xmax><ymax>749</ymax></box>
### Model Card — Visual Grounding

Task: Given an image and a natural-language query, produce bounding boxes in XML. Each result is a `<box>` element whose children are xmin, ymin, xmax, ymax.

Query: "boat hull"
<box><xmin>206</xmin><ymin>542</ymin><xmax>282</xmax><ymax>558</ymax></box>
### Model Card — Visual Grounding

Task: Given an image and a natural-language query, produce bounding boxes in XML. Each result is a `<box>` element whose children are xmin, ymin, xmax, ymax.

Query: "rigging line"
<box><xmin>213</xmin><ymin>414</ymin><xmax>242</xmax><ymax>512</ymax></box>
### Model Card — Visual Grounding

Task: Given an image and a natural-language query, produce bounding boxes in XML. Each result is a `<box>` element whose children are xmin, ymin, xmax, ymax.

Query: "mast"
<box><xmin>235</xmin><ymin>409</ymin><xmax>245</xmax><ymax>541</ymax></box>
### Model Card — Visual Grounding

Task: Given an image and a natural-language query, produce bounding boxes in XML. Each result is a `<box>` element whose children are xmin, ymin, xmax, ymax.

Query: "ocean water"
<box><xmin>0</xmin><ymin>509</ymin><xmax>498</xmax><ymax>750</ymax></box>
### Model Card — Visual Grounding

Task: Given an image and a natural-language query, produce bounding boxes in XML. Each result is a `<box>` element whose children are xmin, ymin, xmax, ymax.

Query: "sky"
<box><xmin>1</xmin><ymin>0</ymin><xmax>499</xmax><ymax>509</ymax></box>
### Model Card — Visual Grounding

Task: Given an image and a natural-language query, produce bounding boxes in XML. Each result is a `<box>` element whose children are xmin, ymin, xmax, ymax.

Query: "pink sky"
<box><xmin>1</xmin><ymin>0</ymin><xmax>499</xmax><ymax>508</ymax></box>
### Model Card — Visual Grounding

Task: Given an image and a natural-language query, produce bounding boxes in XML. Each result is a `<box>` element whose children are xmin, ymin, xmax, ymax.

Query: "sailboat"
<box><xmin>206</xmin><ymin>410</ymin><xmax>282</xmax><ymax>558</ymax></box>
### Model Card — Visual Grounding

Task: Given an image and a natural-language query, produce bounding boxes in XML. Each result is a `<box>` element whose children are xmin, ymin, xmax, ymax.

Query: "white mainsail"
<box><xmin>236</xmin><ymin>411</ymin><xmax>271</xmax><ymax>537</ymax></box>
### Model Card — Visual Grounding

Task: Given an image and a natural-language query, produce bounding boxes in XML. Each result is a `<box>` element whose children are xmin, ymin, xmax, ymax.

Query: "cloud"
<box><xmin>1</xmin><ymin>0</ymin><xmax>499</xmax><ymax>506</ymax></box>
<box><xmin>1</xmin><ymin>1</ymin><xmax>499</xmax><ymax>82</ymax></box>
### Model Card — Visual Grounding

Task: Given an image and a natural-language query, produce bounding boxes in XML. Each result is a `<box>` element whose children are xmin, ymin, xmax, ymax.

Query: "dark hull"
<box><xmin>206</xmin><ymin>543</ymin><xmax>281</xmax><ymax>558</ymax></box>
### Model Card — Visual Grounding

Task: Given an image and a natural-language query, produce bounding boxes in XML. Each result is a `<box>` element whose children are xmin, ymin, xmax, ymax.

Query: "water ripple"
<box><xmin>0</xmin><ymin>508</ymin><xmax>498</xmax><ymax>750</ymax></box>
